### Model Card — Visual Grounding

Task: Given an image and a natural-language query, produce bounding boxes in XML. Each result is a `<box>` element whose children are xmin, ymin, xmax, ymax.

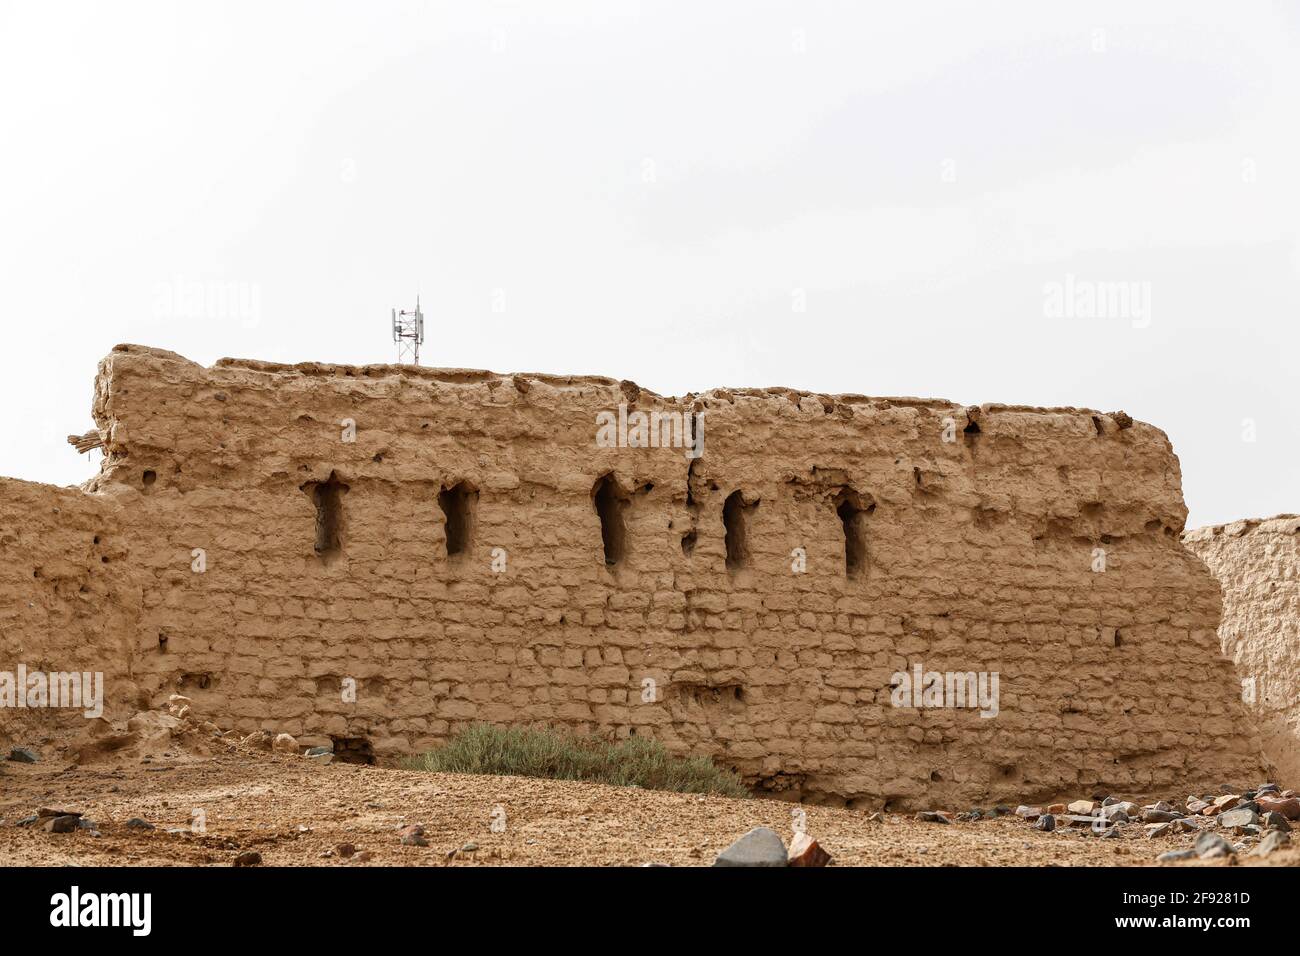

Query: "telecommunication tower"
<box><xmin>392</xmin><ymin>297</ymin><xmax>425</xmax><ymax>365</ymax></box>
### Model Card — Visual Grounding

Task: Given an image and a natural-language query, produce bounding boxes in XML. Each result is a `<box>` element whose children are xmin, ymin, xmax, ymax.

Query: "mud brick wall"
<box><xmin>0</xmin><ymin>344</ymin><xmax>1272</xmax><ymax>806</ymax></box>
<box><xmin>1184</xmin><ymin>516</ymin><xmax>1299</xmax><ymax>785</ymax></box>
<box><xmin>0</xmin><ymin>477</ymin><xmax>139</xmax><ymax>740</ymax></box>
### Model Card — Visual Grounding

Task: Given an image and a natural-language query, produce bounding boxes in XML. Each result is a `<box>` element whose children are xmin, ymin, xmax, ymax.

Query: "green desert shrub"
<box><xmin>404</xmin><ymin>723</ymin><xmax>748</xmax><ymax>798</ymax></box>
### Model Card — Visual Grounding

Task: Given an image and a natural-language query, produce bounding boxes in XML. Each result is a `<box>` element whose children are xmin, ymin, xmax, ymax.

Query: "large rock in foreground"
<box><xmin>713</xmin><ymin>827</ymin><xmax>788</xmax><ymax>867</ymax></box>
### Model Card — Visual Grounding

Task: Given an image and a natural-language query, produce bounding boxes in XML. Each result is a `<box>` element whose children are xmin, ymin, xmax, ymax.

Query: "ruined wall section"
<box><xmin>1184</xmin><ymin>516</ymin><xmax>1299</xmax><ymax>784</ymax></box>
<box><xmin>66</xmin><ymin>343</ymin><xmax>1266</xmax><ymax>806</ymax></box>
<box><xmin>0</xmin><ymin>477</ymin><xmax>141</xmax><ymax>744</ymax></box>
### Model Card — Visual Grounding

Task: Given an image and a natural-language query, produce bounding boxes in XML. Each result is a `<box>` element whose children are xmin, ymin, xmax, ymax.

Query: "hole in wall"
<box><xmin>592</xmin><ymin>473</ymin><xmax>629</xmax><ymax>567</ymax></box>
<box><xmin>142</xmin><ymin>469</ymin><xmax>157</xmax><ymax>490</ymax></box>
<box><xmin>833</xmin><ymin>488</ymin><xmax>871</xmax><ymax>578</ymax></box>
<box><xmin>680</xmin><ymin>530</ymin><xmax>697</xmax><ymax>557</ymax></box>
<box><xmin>438</xmin><ymin>481</ymin><xmax>478</xmax><ymax>557</ymax></box>
<box><xmin>157</xmin><ymin>634</ymin><xmax>168</xmax><ymax>654</ymax></box>
<box><xmin>301</xmin><ymin>471</ymin><xmax>349</xmax><ymax>563</ymax></box>
<box><xmin>723</xmin><ymin>491</ymin><xmax>757</xmax><ymax>571</ymax></box>
<box><xmin>676</xmin><ymin>682</ymin><xmax>746</xmax><ymax>709</ymax></box>
<box><xmin>330</xmin><ymin>736</ymin><xmax>375</xmax><ymax>765</ymax></box>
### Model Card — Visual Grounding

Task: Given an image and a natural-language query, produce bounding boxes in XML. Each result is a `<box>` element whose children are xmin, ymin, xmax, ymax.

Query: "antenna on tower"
<box><xmin>392</xmin><ymin>295</ymin><xmax>425</xmax><ymax>365</ymax></box>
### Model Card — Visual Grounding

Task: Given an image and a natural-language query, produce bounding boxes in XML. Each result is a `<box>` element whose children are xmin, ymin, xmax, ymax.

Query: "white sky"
<box><xmin>1</xmin><ymin>0</ymin><xmax>1296</xmax><ymax>528</ymax></box>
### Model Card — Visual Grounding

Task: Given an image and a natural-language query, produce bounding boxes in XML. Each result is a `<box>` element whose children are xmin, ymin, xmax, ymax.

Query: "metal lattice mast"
<box><xmin>392</xmin><ymin>296</ymin><xmax>425</xmax><ymax>365</ymax></box>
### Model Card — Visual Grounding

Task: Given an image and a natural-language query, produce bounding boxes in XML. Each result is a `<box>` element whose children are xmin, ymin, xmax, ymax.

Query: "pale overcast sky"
<box><xmin>1</xmin><ymin>1</ymin><xmax>1296</xmax><ymax>528</ymax></box>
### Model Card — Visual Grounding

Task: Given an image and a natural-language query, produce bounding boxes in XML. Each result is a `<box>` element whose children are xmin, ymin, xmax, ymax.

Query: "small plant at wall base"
<box><xmin>403</xmin><ymin>724</ymin><xmax>749</xmax><ymax>798</ymax></box>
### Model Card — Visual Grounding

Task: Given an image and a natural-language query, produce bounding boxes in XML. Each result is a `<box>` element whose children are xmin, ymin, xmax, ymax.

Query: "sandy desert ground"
<box><xmin>1</xmin><ymin>750</ymin><xmax>1295</xmax><ymax>868</ymax></box>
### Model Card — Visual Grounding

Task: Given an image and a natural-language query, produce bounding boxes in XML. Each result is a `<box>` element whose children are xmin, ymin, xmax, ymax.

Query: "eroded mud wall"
<box><xmin>0</xmin><ymin>344</ymin><xmax>1271</xmax><ymax>805</ymax></box>
<box><xmin>1185</xmin><ymin>517</ymin><xmax>1299</xmax><ymax>785</ymax></box>
<box><xmin>0</xmin><ymin>477</ymin><xmax>140</xmax><ymax>740</ymax></box>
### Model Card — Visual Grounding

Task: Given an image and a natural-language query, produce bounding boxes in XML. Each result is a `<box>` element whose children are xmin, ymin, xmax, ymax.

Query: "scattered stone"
<box><xmin>1102</xmin><ymin>796</ymin><xmax>1120</xmax><ymax>807</ymax></box>
<box><xmin>1255</xmin><ymin>783</ymin><xmax>1280</xmax><ymax>796</ymax></box>
<box><xmin>1142</xmin><ymin>809</ymin><xmax>1183</xmax><ymax>823</ymax></box>
<box><xmin>15</xmin><ymin>815</ymin><xmax>38</xmax><ymax>827</ymax></box>
<box><xmin>990</xmin><ymin>806</ymin><xmax>1012</xmax><ymax>817</ymax></box>
<box><xmin>1218</xmin><ymin>808</ymin><xmax>1259</xmax><ymax>830</ymax></box>
<box><xmin>1185</xmin><ymin>798</ymin><xmax>1210</xmax><ymax>815</ymax></box>
<box><xmin>240</xmin><ymin>731</ymin><xmax>273</xmax><ymax>752</ymax></box>
<box><xmin>914</xmin><ymin>811</ymin><xmax>951</xmax><ymax>824</ymax></box>
<box><xmin>1145</xmin><ymin>823</ymin><xmax>1173</xmax><ymax>838</ymax></box>
<box><xmin>713</xmin><ymin>827</ymin><xmax>788</xmax><ymax>867</ymax></box>
<box><xmin>125</xmin><ymin>818</ymin><xmax>154</xmax><ymax>830</ymax></box>
<box><xmin>1157</xmin><ymin>849</ymin><xmax>1197</xmax><ymax>863</ymax></box>
<box><xmin>1208</xmin><ymin>794</ymin><xmax>1240</xmax><ymax>814</ymax></box>
<box><xmin>1261</xmin><ymin>812</ymin><xmax>1291</xmax><ymax>832</ymax></box>
<box><xmin>1144</xmin><ymin>800</ymin><xmax>1177</xmax><ymax>813</ymax></box>
<box><xmin>232</xmin><ymin>850</ymin><xmax>262</xmax><ymax>867</ymax></box>
<box><xmin>1047</xmin><ymin>803</ymin><xmax>1067</xmax><ymax>815</ymax></box>
<box><xmin>304</xmin><ymin>746</ymin><xmax>331</xmax><ymax>756</ymax></box>
<box><xmin>1067</xmin><ymin>800</ymin><xmax>1097</xmax><ymax>815</ymax></box>
<box><xmin>1253</xmin><ymin>831</ymin><xmax>1289</xmax><ymax>857</ymax></box>
<box><xmin>787</xmin><ymin>832</ymin><xmax>832</xmax><ymax>867</ymax></box>
<box><xmin>398</xmin><ymin>824</ymin><xmax>428</xmax><ymax>847</ymax></box>
<box><xmin>1170</xmin><ymin>818</ymin><xmax>1197</xmax><ymax>834</ymax></box>
<box><xmin>36</xmin><ymin>808</ymin><xmax>81</xmax><ymax>819</ymax></box>
<box><xmin>8</xmin><ymin>748</ymin><xmax>38</xmax><ymax>763</ymax></box>
<box><xmin>334</xmin><ymin>843</ymin><xmax>357</xmax><ymax>858</ymax></box>
<box><xmin>305</xmin><ymin>751</ymin><xmax>333</xmax><ymax>765</ymax></box>
<box><xmin>1099</xmin><ymin>827</ymin><xmax>1120</xmax><ymax>839</ymax></box>
<box><xmin>1014</xmin><ymin>805</ymin><xmax>1043</xmax><ymax>820</ymax></box>
<box><xmin>1256</xmin><ymin>796</ymin><xmax>1300</xmax><ymax>820</ymax></box>
<box><xmin>461</xmin><ymin>842</ymin><xmax>479</xmax><ymax>853</ymax></box>
<box><xmin>1035</xmin><ymin>814</ymin><xmax>1056</xmax><ymax>832</ymax></box>
<box><xmin>1194</xmin><ymin>832</ymin><xmax>1234</xmax><ymax>859</ymax></box>
<box><xmin>1100</xmin><ymin>805</ymin><xmax>1130</xmax><ymax>823</ymax></box>
<box><xmin>352</xmin><ymin>851</ymin><xmax>373</xmax><ymax>863</ymax></box>
<box><xmin>44</xmin><ymin>815</ymin><xmax>80</xmax><ymax>834</ymax></box>
<box><xmin>272</xmin><ymin>733</ymin><xmax>298</xmax><ymax>754</ymax></box>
